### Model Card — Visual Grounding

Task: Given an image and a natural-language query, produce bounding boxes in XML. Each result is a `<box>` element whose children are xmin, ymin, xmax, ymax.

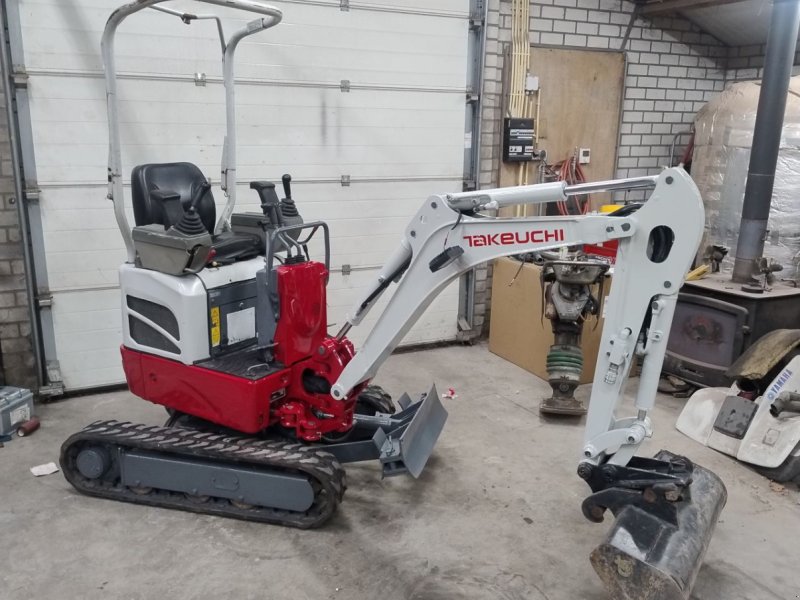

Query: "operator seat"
<box><xmin>131</xmin><ymin>162</ymin><xmax>261</xmax><ymax>264</ymax></box>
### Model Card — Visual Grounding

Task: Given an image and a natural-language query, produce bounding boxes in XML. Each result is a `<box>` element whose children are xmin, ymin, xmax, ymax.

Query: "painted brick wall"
<box><xmin>0</xmin><ymin>74</ymin><xmax>36</xmax><ymax>390</ymax></box>
<box><xmin>477</xmin><ymin>0</ymin><xmax>728</xmax><ymax>333</ymax></box>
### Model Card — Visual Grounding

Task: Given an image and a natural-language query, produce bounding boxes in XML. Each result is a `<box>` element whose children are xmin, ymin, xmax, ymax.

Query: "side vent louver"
<box><xmin>126</xmin><ymin>295</ymin><xmax>180</xmax><ymax>354</ymax></box>
<box><xmin>126</xmin><ymin>296</ymin><xmax>180</xmax><ymax>339</ymax></box>
<box><xmin>128</xmin><ymin>316</ymin><xmax>180</xmax><ymax>354</ymax></box>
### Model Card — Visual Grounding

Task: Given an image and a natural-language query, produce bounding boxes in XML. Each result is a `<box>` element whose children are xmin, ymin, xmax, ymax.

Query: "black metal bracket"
<box><xmin>578</xmin><ymin>453</ymin><xmax>694</xmax><ymax>526</ymax></box>
<box><xmin>429</xmin><ymin>246</ymin><xmax>465</xmax><ymax>273</ymax></box>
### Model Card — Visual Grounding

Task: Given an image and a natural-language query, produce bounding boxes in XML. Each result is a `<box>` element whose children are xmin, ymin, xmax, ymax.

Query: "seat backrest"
<box><xmin>131</xmin><ymin>162</ymin><xmax>216</xmax><ymax>233</ymax></box>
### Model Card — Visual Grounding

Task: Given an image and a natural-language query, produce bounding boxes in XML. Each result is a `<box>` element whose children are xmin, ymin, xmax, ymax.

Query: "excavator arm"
<box><xmin>331</xmin><ymin>166</ymin><xmax>727</xmax><ymax>600</ymax></box>
<box><xmin>332</xmin><ymin>167</ymin><xmax>701</xmax><ymax>467</ymax></box>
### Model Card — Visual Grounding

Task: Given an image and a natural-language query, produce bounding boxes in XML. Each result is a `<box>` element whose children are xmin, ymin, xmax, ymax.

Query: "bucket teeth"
<box><xmin>585</xmin><ymin>451</ymin><xmax>728</xmax><ymax>600</ymax></box>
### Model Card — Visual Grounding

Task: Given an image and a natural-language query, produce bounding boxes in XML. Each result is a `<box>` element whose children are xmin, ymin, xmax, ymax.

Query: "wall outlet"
<box><xmin>579</xmin><ymin>147</ymin><xmax>591</xmax><ymax>165</ymax></box>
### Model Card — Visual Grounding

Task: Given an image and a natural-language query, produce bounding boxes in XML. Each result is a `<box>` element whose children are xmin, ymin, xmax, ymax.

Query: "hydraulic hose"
<box><xmin>556</xmin><ymin>154</ymin><xmax>590</xmax><ymax>216</ymax></box>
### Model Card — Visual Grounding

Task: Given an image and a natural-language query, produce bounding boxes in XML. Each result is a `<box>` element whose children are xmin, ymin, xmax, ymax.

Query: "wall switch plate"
<box><xmin>579</xmin><ymin>147</ymin><xmax>591</xmax><ymax>164</ymax></box>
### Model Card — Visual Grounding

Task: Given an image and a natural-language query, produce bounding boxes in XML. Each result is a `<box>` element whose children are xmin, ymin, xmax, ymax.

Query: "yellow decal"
<box><xmin>210</xmin><ymin>306</ymin><xmax>221</xmax><ymax>347</ymax></box>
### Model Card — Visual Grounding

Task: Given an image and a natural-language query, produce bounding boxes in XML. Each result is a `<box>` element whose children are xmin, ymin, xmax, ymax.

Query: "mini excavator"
<box><xmin>61</xmin><ymin>2</ymin><xmax>728</xmax><ymax>599</ymax></box>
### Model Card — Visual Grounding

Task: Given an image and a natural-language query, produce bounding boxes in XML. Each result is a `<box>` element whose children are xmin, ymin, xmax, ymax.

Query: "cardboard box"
<box><xmin>489</xmin><ymin>257</ymin><xmax>611</xmax><ymax>384</ymax></box>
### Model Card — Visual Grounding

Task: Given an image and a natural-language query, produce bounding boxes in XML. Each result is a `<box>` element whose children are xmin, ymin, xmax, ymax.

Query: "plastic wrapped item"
<box><xmin>692</xmin><ymin>77</ymin><xmax>800</xmax><ymax>281</ymax></box>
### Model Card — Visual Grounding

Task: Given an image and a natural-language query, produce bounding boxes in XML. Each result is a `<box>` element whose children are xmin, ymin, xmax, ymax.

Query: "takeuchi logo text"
<box><xmin>463</xmin><ymin>229</ymin><xmax>566</xmax><ymax>247</ymax></box>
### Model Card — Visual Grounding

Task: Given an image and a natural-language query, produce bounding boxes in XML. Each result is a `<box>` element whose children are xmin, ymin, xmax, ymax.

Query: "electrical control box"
<box><xmin>503</xmin><ymin>118</ymin><xmax>536</xmax><ymax>163</ymax></box>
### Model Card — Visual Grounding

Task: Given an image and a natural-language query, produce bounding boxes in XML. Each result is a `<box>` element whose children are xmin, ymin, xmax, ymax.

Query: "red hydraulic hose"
<box><xmin>555</xmin><ymin>155</ymin><xmax>590</xmax><ymax>215</ymax></box>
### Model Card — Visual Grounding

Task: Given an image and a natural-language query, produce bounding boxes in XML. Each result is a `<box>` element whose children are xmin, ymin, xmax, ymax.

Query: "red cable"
<box><xmin>554</xmin><ymin>155</ymin><xmax>590</xmax><ymax>215</ymax></box>
<box><xmin>680</xmin><ymin>131</ymin><xmax>695</xmax><ymax>166</ymax></box>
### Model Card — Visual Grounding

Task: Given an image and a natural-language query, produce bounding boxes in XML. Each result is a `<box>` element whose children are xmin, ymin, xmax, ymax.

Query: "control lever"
<box><xmin>172</xmin><ymin>181</ymin><xmax>211</xmax><ymax>237</ymax></box>
<box><xmin>190</xmin><ymin>181</ymin><xmax>211</xmax><ymax>210</ymax></box>
<box><xmin>280</xmin><ymin>173</ymin><xmax>300</xmax><ymax>219</ymax></box>
<box><xmin>282</xmin><ymin>173</ymin><xmax>292</xmax><ymax>200</ymax></box>
<box><xmin>250</xmin><ymin>181</ymin><xmax>283</xmax><ymax>228</ymax></box>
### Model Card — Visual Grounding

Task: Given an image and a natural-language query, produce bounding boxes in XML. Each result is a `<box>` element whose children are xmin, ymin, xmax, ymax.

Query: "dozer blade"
<box><xmin>376</xmin><ymin>384</ymin><xmax>448</xmax><ymax>478</ymax></box>
<box><xmin>323</xmin><ymin>384</ymin><xmax>448</xmax><ymax>477</ymax></box>
<box><xmin>589</xmin><ymin>450</ymin><xmax>727</xmax><ymax>600</ymax></box>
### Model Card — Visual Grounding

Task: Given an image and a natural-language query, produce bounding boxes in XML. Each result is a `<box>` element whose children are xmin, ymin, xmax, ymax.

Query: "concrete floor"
<box><xmin>1</xmin><ymin>343</ymin><xmax>798</xmax><ymax>600</ymax></box>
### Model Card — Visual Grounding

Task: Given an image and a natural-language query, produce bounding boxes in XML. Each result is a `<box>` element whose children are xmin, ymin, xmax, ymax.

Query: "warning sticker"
<box><xmin>10</xmin><ymin>405</ymin><xmax>30</xmax><ymax>426</ymax></box>
<box><xmin>210</xmin><ymin>306</ymin><xmax>221</xmax><ymax>347</ymax></box>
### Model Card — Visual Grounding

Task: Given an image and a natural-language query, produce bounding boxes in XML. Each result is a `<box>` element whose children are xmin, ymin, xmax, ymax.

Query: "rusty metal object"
<box><xmin>589</xmin><ymin>451</ymin><xmax>727</xmax><ymax>600</ymax></box>
<box><xmin>726</xmin><ymin>329</ymin><xmax>800</xmax><ymax>381</ymax></box>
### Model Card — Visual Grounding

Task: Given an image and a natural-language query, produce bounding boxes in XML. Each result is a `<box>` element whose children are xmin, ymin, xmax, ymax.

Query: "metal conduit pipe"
<box><xmin>0</xmin><ymin>7</ymin><xmax>45</xmax><ymax>387</ymax></box>
<box><xmin>732</xmin><ymin>0</ymin><xmax>800</xmax><ymax>283</ymax></box>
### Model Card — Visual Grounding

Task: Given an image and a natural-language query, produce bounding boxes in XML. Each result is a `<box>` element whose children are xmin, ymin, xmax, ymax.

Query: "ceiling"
<box><xmin>640</xmin><ymin>0</ymin><xmax>778</xmax><ymax>46</ymax></box>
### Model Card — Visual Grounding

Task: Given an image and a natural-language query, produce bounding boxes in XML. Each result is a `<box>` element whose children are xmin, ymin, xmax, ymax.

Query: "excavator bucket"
<box><xmin>589</xmin><ymin>451</ymin><xmax>727</xmax><ymax>600</ymax></box>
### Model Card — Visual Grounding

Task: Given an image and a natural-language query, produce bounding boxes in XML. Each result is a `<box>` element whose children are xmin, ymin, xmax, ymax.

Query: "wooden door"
<box><xmin>500</xmin><ymin>47</ymin><xmax>625</xmax><ymax>209</ymax></box>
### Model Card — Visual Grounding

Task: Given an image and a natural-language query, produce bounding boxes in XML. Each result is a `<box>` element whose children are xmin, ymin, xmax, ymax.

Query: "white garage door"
<box><xmin>14</xmin><ymin>0</ymin><xmax>473</xmax><ymax>391</ymax></box>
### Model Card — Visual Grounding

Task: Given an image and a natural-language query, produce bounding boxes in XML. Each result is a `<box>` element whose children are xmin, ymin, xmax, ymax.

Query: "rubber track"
<box><xmin>60</xmin><ymin>420</ymin><xmax>346</xmax><ymax>529</ymax></box>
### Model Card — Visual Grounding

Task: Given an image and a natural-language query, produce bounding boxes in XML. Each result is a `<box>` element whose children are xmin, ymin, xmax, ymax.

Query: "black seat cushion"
<box><xmin>131</xmin><ymin>162</ymin><xmax>216</xmax><ymax>234</ymax></box>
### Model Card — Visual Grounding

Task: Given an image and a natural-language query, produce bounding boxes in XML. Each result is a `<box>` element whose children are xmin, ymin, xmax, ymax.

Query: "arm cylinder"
<box><xmin>445</xmin><ymin>175</ymin><xmax>658</xmax><ymax>212</ymax></box>
<box><xmin>564</xmin><ymin>175</ymin><xmax>658</xmax><ymax>196</ymax></box>
<box><xmin>446</xmin><ymin>181</ymin><xmax>566</xmax><ymax>211</ymax></box>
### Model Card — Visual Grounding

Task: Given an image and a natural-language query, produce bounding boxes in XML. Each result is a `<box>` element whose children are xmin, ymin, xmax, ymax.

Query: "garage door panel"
<box><xmin>51</xmin><ymin>289</ymin><xmax>123</xmax><ymax>389</ymax></box>
<box><xmin>39</xmin><ymin>179</ymin><xmax>456</xmax><ymax>229</ymax></box>
<box><xmin>45</xmin><ymin>259</ymin><xmax>122</xmax><ymax>293</ymax></box>
<box><xmin>29</xmin><ymin>75</ymin><xmax>462</xmax><ymax>112</ymax></box>
<box><xmin>37</xmin><ymin>118</ymin><xmax>458</xmax><ymax>150</ymax></box>
<box><xmin>357</xmin><ymin>0</ymin><xmax>467</xmax><ymax>13</ymax></box>
<box><xmin>23</xmin><ymin>1</ymin><xmax>467</xmax><ymax>89</ymax></box>
<box><xmin>38</xmin><ymin>179</ymin><xmax>454</xmax><ymax>214</ymax></box>
<box><xmin>326</xmin><ymin>275</ymin><xmax>460</xmax><ymax>348</ymax></box>
<box><xmin>325</xmin><ymin>279</ymin><xmax>459</xmax><ymax>310</ymax></box>
<box><xmin>29</xmin><ymin>78</ymin><xmax>465</xmax><ymax>184</ymax></box>
<box><xmin>50</xmin><ymin>308</ymin><xmax>119</xmax><ymax>334</ymax></box>
<box><xmin>34</xmin><ymin>143</ymin><xmax>462</xmax><ymax>182</ymax></box>
<box><xmin>21</xmin><ymin>0</ymin><xmax>470</xmax><ymax>390</ymax></box>
<box><xmin>40</xmin><ymin>176</ymin><xmax>464</xmax><ymax>290</ymax></box>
